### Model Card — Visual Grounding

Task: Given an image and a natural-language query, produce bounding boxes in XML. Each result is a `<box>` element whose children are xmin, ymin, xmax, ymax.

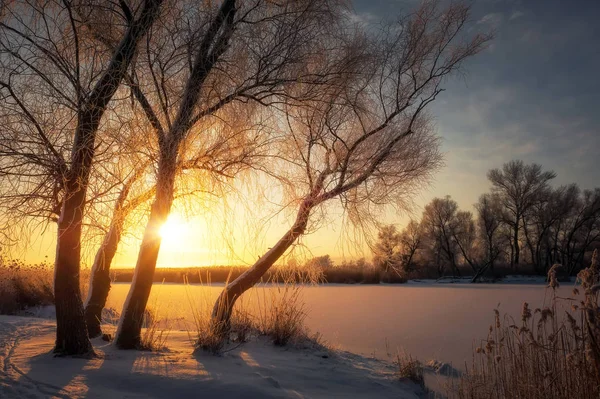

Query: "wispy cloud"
<box><xmin>510</xmin><ymin>11</ymin><xmax>525</xmax><ymax>20</ymax></box>
<box><xmin>477</xmin><ymin>13</ymin><xmax>503</xmax><ymax>29</ymax></box>
<box><xmin>344</xmin><ymin>10</ymin><xmax>378</xmax><ymax>27</ymax></box>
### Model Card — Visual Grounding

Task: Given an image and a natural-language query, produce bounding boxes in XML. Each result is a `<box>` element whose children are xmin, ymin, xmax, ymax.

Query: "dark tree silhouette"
<box><xmin>487</xmin><ymin>160</ymin><xmax>556</xmax><ymax>268</ymax></box>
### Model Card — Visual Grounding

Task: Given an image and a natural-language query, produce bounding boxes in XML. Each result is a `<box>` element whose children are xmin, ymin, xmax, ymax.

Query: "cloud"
<box><xmin>510</xmin><ymin>11</ymin><xmax>525</xmax><ymax>20</ymax></box>
<box><xmin>477</xmin><ymin>13</ymin><xmax>503</xmax><ymax>29</ymax></box>
<box><xmin>344</xmin><ymin>10</ymin><xmax>378</xmax><ymax>27</ymax></box>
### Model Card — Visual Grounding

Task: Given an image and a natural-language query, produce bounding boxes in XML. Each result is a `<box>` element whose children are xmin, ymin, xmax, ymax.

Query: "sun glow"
<box><xmin>158</xmin><ymin>215</ymin><xmax>189</xmax><ymax>242</ymax></box>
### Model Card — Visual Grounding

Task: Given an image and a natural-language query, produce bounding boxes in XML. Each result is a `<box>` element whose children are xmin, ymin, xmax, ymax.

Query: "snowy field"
<box><xmin>1</xmin><ymin>281</ymin><xmax>577</xmax><ymax>397</ymax></box>
<box><xmin>0</xmin><ymin>316</ymin><xmax>422</xmax><ymax>398</ymax></box>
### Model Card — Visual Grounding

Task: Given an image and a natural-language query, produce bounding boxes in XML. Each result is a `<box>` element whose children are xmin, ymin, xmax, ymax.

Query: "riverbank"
<box><xmin>0</xmin><ymin>315</ymin><xmax>423</xmax><ymax>399</ymax></box>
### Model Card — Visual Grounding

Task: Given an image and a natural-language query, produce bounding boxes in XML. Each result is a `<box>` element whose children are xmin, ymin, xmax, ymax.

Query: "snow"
<box><xmin>0</xmin><ymin>315</ymin><xmax>422</xmax><ymax>399</ymax></box>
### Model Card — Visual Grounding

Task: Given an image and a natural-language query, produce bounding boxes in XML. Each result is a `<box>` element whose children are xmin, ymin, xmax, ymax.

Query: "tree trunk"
<box><xmin>85</xmin><ymin>169</ymin><xmax>153</xmax><ymax>337</ymax></box>
<box><xmin>211</xmin><ymin>198</ymin><xmax>313</xmax><ymax>335</ymax></box>
<box><xmin>54</xmin><ymin>187</ymin><xmax>94</xmax><ymax>356</ymax></box>
<box><xmin>513</xmin><ymin>218</ymin><xmax>520</xmax><ymax>266</ymax></box>
<box><xmin>488</xmin><ymin>236</ymin><xmax>495</xmax><ymax>273</ymax></box>
<box><xmin>471</xmin><ymin>263</ymin><xmax>490</xmax><ymax>283</ymax></box>
<box><xmin>114</xmin><ymin>156</ymin><xmax>177</xmax><ymax>349</ymax></box>
<box><xmin>53</xmin><ymin>0</ymin><xmax>163</xmax><ymax>356</ymax></box>
<box><xmin>84</xmin><ymin>222</ymin><xmax>123</xmax><ymax>338</ymax></box>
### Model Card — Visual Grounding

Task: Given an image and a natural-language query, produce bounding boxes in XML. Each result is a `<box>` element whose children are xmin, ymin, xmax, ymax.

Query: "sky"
<box><xmin>351</xmin><ymin>0</ymin><xmax>600</xmax><ymax>208</ymax></box>
<box><xmin>20</xmin><ymin>0</ymin><xmax>600</xmax><ymax>268</ymax></box>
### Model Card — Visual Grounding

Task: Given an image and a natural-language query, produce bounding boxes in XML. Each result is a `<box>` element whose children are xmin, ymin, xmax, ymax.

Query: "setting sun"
<box><xmin>158</xmin><ymin>215</ymin><xmax>188</xmax><ymax>241</ymax></box>
<box><xmin>159</xmin><ymin>215</ymin><xmax>188</xmax><ymax>239</ymax></box>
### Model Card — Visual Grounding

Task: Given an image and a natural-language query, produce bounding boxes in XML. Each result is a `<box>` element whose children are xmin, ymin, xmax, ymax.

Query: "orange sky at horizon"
<box><xmin>13</xmin><ymin>165</ymin><xmax>489</xmax><ymax>270</ymax></box>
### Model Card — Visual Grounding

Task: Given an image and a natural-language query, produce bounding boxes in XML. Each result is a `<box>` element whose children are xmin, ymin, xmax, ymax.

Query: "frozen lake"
<box><xmin>106</xmin><ymin>281</ymin><xmax>575</xmax><ymax>374</ymax></box>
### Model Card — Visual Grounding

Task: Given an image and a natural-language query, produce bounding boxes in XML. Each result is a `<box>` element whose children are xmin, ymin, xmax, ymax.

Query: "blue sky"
<box><xmin>352</xmin><ymin>0</ymin><xmax>600</xmax><ymax>211</ymax></box>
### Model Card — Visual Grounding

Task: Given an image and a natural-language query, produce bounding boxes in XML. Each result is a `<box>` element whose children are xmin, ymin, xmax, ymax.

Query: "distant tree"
<box><xmin>487</xmin><ymin>160</ymin><xmax>556</xmax><ymax>268</ymax></box>
<box><xmin>557</xmin><ymin>188</ymin><xmax>600</xmax><ymax>274</ymax></box>
<box><xmin>475</xmin><ymin>193</ymin><xmax>503</xmax><ymax>273</ymax></box>
<box><xmin>421</xmin><ymin>196</ymin><xmax>461</xmax><ymax>276</ymax></box>
<box><xmin>372</xmin><ymin>225</ymin><xmax>402</xmax><ymax>273</ymax></box>
<box><xmin>305</xmin><ymin>255</ymin><xmax>334</xmax><ymax>270</ymax></box>
<box><xmin>398</xmin><ymin>220</ymin><xmax>422</xmax><ymax>273</ymax></box>
<box><xmin>523</xmin><ymin>184</ymin><xmax>579</xmax><ymax>273</ymax></box>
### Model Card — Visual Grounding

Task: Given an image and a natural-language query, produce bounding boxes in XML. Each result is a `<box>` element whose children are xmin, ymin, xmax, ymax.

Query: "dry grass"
<box><xmin>394</xmin><ymin>351</ymin><xmax>425</xmax><ymax>388</ymax></box>
<box><xmin>452</xmin><ymin>254</ymin><xmax>600</xmax><ymax>399</ymax></box>
<box><xmin>253</xmin><ymin>268</ymin><xmax>314</xmax><ymax>346</ymax></box>
<box><xmin>0</xmin><ymin>254</ymin><xmax>91</xmax><ymax>315</ymax></box>
<box><xmin>136</xmin><ymin>282</ymin><xmax>174</xmax><ymax>351</ymax></box>
<box><xmin>139</xmin><ymin>306</ymin><xmax>172</xmax><ymax>351</ymax></box>
<box><xmin>0</xmin><ymin>255</ymin><xmax>53</xmax><ymax>314</ymax></box>
<box><xmin>187</xmin><ymin>268</ymin><xmax>326</xmax><ymax>354</ymax></box>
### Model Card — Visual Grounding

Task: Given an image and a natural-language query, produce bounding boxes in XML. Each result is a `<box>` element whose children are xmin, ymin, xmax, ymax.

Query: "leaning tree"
<box><xmin>211</xmin><ymin>1</ymin><xmax>490</xmax><ymax>332</ymax></box>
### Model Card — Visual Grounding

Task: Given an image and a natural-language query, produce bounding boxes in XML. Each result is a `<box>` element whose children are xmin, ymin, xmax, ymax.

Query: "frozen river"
<box><xmin>106</xmin><ymin>281</ymin><xmax>575</xmax><ymax>376</ymax></box>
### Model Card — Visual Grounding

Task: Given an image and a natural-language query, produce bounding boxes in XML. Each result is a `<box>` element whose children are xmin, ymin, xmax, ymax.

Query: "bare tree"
<box><xmin>421</xmin><ymin>196</ymin><xmax>461</xmax><ymax>277</ymax></box>
<box><xmin>398</xmin><ymin>220</ymin><xmax>422</xmax><ymax>273</ymax></box>
<box><xmin>0</xmin><ymin>0</ymin><xmax>162</xmax><ymax>355</ymax></box>
<box><xmin>557</xmin><ymin>188</ymin><xmax>600</xmax><ymax>274</ymax></box>
<box><xmin>522</xmin><ymin>184</ymin><xmax>578</xmax><ymax>272</ymax></box>
<box><xmin>475</xmin><ymin>193</ymin><xmax>502</xmax><ymax>274</ymax></box>
<box><xmin>487</xmin><ymin>160</ymin><xmax>556</xmax><ymax>268</ymax></box>
<box><xmin>372</xmin><ymin>225</ymin><xmax>402</xmax><ymax>273</ymax></box>
<box><xmin>83</xmin><ymin>162</ymin><xmax>155</xmax><ymax>338</ymax></box>
<box><xmin>211</xmin><ymin>1</ymin><xmax>490</xmax><ymax>332</ymax></box>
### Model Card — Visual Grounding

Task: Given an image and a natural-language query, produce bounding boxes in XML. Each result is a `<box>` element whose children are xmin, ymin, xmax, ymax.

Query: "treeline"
<box><xmin>110</xmin><ymin>259</ymin><xmax>406</xmax><ymax>285</ymax></box>
<box><xmin>372</xmin><ymin>160</ymin><xmax>600</xmax><ymax>281</ymax></box>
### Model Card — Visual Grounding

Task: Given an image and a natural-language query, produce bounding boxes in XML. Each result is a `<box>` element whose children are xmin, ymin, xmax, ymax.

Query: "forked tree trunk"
<box><xmin>211</xmin><ymin>199</ymin><xmax>313</xmax><ymax>335</ymax></box>
<box><xmin>84</xmin><ymin>222</ymin><xmax>124</xmax><ymax>338</ymax></box>
<box><xmin>85</xmin><ymin>173</ymin><xmax>153</xmax><ymax>337</ymax></box>
<box><xmin>114</xmin><ymin>157</ymin><xmax>177</xmax><ymax>349</ymax></box>
<box><xmin>53</xmin><ymin>0</ymin><xmax>163</xmax><ymax>356</ymax></box>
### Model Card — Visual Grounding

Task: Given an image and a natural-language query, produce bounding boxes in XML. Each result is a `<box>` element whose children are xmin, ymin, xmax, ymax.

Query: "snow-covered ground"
<box><xmin>0</xmin><ymin>315</ymin><xmax>422</xmax><ymax>399</ymax></box>
<box><xmin>2</xmin><ymin>282</ymin><xmax>578</xmax><ymax>397</ymax></box>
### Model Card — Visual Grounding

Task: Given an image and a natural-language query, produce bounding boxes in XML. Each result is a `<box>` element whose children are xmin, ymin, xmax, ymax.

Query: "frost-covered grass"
<box><xmin>453</xmin><ymin>255</ymin><xmax>600</xmax><ymax>399</ymax></box>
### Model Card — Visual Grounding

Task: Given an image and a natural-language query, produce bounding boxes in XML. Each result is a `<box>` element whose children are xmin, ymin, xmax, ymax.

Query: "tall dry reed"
<box><xmin>453</xmin><ymin>252</ymin><xmax>600</xmax><ymax>399</ymax></box>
